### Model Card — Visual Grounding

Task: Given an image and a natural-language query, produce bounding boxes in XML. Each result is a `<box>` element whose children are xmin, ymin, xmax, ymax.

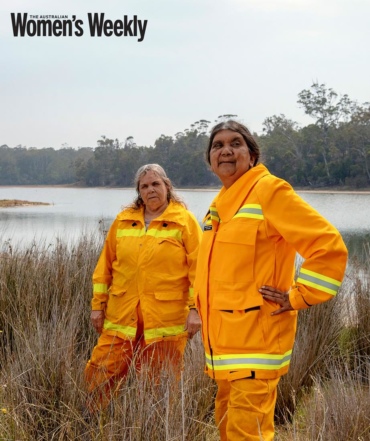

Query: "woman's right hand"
<box><xmin>91</xmin><ymin>310</ymin><xmax>105</xmax><ymax>334</ymax></box>
<box><xmin>259</xmin><ymin>285</ymin><xmax>293</xmax><ymax>315</ymax></box>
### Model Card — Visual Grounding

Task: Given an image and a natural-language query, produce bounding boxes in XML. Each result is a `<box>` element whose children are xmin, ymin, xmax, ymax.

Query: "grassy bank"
<box><xmin>0</xmin><ymin>236</ymin><xmax>369</xmax><ymax>440</ymax></box>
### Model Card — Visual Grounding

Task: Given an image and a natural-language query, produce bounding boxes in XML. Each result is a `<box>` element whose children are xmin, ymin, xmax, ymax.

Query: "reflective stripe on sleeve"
<box><xmin>205</xmin><ymin>350</ymin><xmax>292</xmax><ymax>371</ymax></box>
<box><xmin>103</xmin><ymin>319</ymin><xmax>137</xmax><ymax>338</ymax></box>
<box><xmin>297</xmin><ymin>268</ymin><xmax>341</xmax><ymax>296</ymax></box>
<box><xmin>93</xmin><ymin>283</ymin><xmax>108</xmax><ymax>293</ymax></box>
<box><xmin>233</xmin><ymin>204</ymin><xmax>264</xmax><ymax>220</ymax></box>
<box><xmin>144</xmin><ymin>325</ymin><xmax>185</xmax><ymax>341</ymax></box>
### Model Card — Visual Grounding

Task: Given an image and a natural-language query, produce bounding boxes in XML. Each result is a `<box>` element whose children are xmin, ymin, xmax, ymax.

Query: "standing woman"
<box><xmin>194</xmin><ymin>121</ymin><xmax>348</xmax><ymax>440</ymax></box>
<box><xmin>85</xmin><ymin>164</ymin><xmax>202</xmax><ymax>411</ymax></box>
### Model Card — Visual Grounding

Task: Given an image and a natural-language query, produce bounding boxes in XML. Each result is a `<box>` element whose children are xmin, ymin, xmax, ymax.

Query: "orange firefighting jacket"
<box><xmin>195</xmin><ymin>164</ymin><xmax>348</xmax><ymax>381</ymax></box>
<box><xmin>92</xmin><ymin>201</ymin><xmax>202</xmax><ymax>343</ymax></box>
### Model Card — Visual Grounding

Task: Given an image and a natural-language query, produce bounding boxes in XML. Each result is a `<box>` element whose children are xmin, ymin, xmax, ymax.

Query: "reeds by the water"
<box><xmin>0</xmin><ymin>235</ymin><xmax>369</xmax><ymax>440</ymax></box>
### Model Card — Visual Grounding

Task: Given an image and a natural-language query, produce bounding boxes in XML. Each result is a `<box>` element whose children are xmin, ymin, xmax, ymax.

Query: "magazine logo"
<box><xmin>10</xmin><ymin>13</ymin><xmax>148</xmax><ymax>41</ymax></box>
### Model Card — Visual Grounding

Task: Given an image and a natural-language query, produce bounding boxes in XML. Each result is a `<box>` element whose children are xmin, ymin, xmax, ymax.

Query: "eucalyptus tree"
<box><xmin>346</xmin><ymin>104</ymin><xmax>370</xmax><ymax>186</ymax></box>
<box><xmin>259</xmin><ymin>114</ymin><xmax>309</xmax><ymax>185</ymax></box>
<box><xmin>297</xmin><ymin>82</ymin><xmax>355</xmax><ymax>182</ymax></box>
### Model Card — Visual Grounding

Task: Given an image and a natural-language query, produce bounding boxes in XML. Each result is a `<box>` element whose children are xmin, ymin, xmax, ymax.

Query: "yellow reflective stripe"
<box><xmin>103</xmin><ymin>319</ymin><xmax>136</xmax><ymax>338</ymax></box>
<box><xmin>116</xmin><ymin>227</ymin><xmax>182</xmax><ymax>241</ymax></box>
<box><xmin>117</xmin><ymin>228</ymin><xmax>145</xmax><ymax>238</ymax></box>
<box><xmin>239</xmin><ymin>204</ymin><xmax>262</xmax><ymax>210</ymax></box>
<box><xmin>205</xmin><ymin>350</ymin><xmax>292</xmax><ymax>371</ymax></box>
<box><xmin>93</xmin><ymin>283</ymin><xmax>108</xmax><ymax>293</ymax></box>
<box><xmin>233</xmin><ymin>204</ymin><xmax>264</xmax><ymax>220</ymax></box>
<box><xmin>188</xmin><ymin>287</ymin><xmax>195</xmax><ymax>308</ymax></box>
<box><xmin>144</xmin><ymin>325</ymin><xmax>185</xmax><ymax>340</ymax></box>
<box><xmin>297</xmin><ymin>268</ymin><xmax>341</xmax><ymax>296</ymax></box>
<box><xmin>210</xmin><ymin>207</ymin><xmax>220</xmax><ymax>223</ymax></box>
<box><xmin>146</xmin><ymin>228</ymin><xmax>182</xmax><ymax>241</ymax></box>
<box><xmin>234</xmin><ymin>213</ymin><xmax>264</xmax><ymax>220</ymax></box>
<box><xmin>202</xmin><ymin>217</ymin><xmax>213</xmax><ymax>231</ymax></box>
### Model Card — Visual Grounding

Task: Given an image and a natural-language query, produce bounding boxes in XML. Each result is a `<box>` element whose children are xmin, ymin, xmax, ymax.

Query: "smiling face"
<box><xmin>139</xmin><ymin>170</ymin><xmax>169</xmax><ymax>213</ymax></box>
<box><xmin>209</xmin><ymin>129</ymin><xmax>254</xmax><ymax>188</ymax></box>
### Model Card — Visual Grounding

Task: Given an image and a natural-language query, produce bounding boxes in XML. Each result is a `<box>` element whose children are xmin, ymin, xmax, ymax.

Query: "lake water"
<box><xmin>0</xmin><ymin>186</ymin><xmax>370</xmax><ymax>251</ymax></box>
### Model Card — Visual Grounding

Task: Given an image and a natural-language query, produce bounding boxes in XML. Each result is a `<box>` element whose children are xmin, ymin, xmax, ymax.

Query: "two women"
<box><xmin>85</xmin><ymin>121</ymin><xmax>348</xmax><ymax>441</ymax></box>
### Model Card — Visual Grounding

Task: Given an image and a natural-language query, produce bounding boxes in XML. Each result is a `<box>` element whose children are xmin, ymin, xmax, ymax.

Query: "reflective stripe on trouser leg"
<box><xmin>215</xmin><ymin>377</ymin><xmax>280</xmax><ymax>441</ymax></box>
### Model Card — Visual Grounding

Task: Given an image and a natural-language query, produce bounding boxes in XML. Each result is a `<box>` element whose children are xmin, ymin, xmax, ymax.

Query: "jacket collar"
<box><xmin>212</xmin><ymin>164</ymin><xmax>270</xmax><ymax>223</ymax></box>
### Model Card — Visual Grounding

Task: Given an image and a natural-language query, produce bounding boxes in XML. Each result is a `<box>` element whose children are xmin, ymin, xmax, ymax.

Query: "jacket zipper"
<box><xmin>209</xmin><ymin>345</ymin><xmax>215</xmax><ymax>379</ymax></box>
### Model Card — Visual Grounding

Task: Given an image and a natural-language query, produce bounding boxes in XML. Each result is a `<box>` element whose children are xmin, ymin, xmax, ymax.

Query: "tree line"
<box><xmin>1</xmin><ymin>83</ymin><xmax>369</xmax><ymax>188</ymax></box>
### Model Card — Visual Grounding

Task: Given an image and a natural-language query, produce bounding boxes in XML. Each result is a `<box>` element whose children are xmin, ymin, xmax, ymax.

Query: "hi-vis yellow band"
<box><xmin>117</xmin><ymin>228</ymin><xmax>145</xmax><ymax>238</ymax></box>
<box><xmin>103</xmin><ymin>319</ymin><xmax>136</xmax><ymax>338</ymax></box>
<box><xmin>146</xmin><ymin>228</ymin><xmax>182</xmax><ymax>241</ymax></box>
<box><xmin>233</xmin><ymin>204</ymin><xmax>264</xmax><ymax>220</ymax></box>
<box><xmin>208</xmin><ymin>204</ymin><xmax>264</xmax><ymax>223</ymax></box>
<box><xmin>205</xmin><ymin>350</ymin><xmax>292</xmax><ymax>371</ymax></box>
<box><xmin>210</xmin><ymin>207</ymin><xmax>220</xmax><ymax>223</ymax></box>
<box><xmin>202</xmin><ymin>216</ymin><xmax>213</xmax><ymax>231</ymax></box>
<box><xmin>297</xmin><ymin>268</ymin><xmax>341</xmax><ymax>296</ymax></box>
<box><xmin>103</xmin><ymin>320</ymin><xmax>185</xmax><ymax>341</ymax></box>
<box><xmin>145</xmin><ymin>325</ymin><xmax>185</xmax><ymax>341</ymax></box>
<box><xmin>93</xmin><ymin>283</ymin><xmax>108</xmax><ymax>293</ymax></box>
<box><xmin>116</xmin><ymin>227</ymin><xmax>182</xmax><ymax>241</ymax></box>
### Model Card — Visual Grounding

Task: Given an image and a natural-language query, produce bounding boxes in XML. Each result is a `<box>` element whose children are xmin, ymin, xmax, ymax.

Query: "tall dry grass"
<box><xmin>276</xmin><ymin>248</ymin><xmax>370</xmax><ymax>440</ymax></box>
<box><xmin>0</xmin><ymin>236</ymin><xmax>217</xmax><ymax>440</ymax></box>
<box><xmin>0</xmin><ymin>234</ymin><xmax>369</xmax><ymax>440</ymax></box>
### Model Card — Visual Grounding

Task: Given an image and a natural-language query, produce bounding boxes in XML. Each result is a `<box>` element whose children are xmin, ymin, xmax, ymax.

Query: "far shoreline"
<box><xmin>1</xmin><ymin>184</ymin><xmax>370</xmax><ymax>195</ymax></box>
<box><xmin>0</xmin><ymin>199</ymin><xmax>51</xmax><ymax>208</ymax></box>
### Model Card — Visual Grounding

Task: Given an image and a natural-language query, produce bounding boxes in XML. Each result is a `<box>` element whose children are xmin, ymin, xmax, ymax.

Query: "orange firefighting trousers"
<box><xmin>215</xmin><ymin>377</ymin><xmax>280</xmax><ymax>441</ymax></box>
<box><xmin>84</xmin><ymin>304</ymin><xmax>187</xmax><ymax>411</ymax></box>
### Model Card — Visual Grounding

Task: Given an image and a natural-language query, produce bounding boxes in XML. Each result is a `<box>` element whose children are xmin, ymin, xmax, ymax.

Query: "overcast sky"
<box><xmin>1</xmin><ymin>0</ymin><xmax>369</xmax><ymax>149</ymax></box>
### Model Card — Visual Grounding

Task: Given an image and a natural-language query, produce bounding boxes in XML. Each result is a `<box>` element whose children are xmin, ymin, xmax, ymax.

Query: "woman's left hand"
<box><xmin>259</xmin><ymin>285</ymin><xmax>294</xmax><ymax>315</ymax></box>
<box><xmin>185</xmin><ymin>309</ymin><xmax>202</xmax><ymax>339</ymax></box>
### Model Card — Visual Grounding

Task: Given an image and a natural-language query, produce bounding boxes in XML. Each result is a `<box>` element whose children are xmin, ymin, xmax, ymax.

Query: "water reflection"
<box><xmin>1</xmin><ymin>187</ymin><xmax>370</xmax><ymax>255</ymax></box>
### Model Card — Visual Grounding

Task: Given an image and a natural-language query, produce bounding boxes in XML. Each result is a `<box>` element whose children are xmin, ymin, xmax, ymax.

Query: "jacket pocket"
<box><xmin>212</xmin><ymin>284</ymin><xmax>262</xmax><ymax>311</ymax></box>
<box><xmin>152</xmin><ymin>291</ymin><xmax>186</xmax><ymax>322</ymax></box>
<box><xmin>214</xmin><ymin>221</ymin><xmax>259</xmax><ymax>282</ymax></box>
<box><xmin>158</xmin><ymin>238</ymin><xmax>183</xmax><ymax>247</ymax></box>
<box><xmin>216</xmin><ymin>225</ymin><xmax>256</xmax><ymax>245</ymax></box>
<box><xmin>109</xmin><ymin>277</ymin><xmax>134</xmax><ymax>297</ymax></box>
<box><xmin>154</xmin><ymin>291</ymin><xmax>183</xmax><ymax>301</ymax></box>
<box><xmin>109</xmin><ymin>288</ymin><xmax>127</xmax><ymax>297</ymax></box>
<box><xmin>105</xmin><ymin>289</ymin><xmax>129</xmax><ymax>323</ymax></box>
<box><xmin>153</xmin><ymin>238</ymin><xmax>186</xmax><ymax>276</ymax></box>
<box><xmin>210</xmin><ymin>297</ymin><xmax>265</xmax><ymax>353</ymax></box>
